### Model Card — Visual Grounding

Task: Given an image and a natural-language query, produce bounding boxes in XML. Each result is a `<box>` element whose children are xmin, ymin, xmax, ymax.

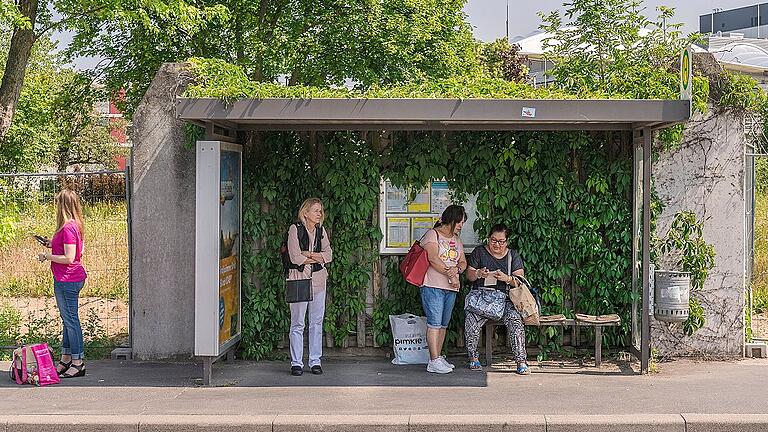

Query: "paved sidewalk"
<box><xmin>1</xmin><ymin>357</ymin><xmax>767</xmax><ymax>431</ymax></box>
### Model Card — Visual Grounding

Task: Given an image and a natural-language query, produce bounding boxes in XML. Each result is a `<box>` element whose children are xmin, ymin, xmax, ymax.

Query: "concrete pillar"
<box><xmin>130</xmin><ymin>63</ymin><xmax>196</xmax><ymax>359</ymax></box>
<box><xmin>652</xmin><ymin>111</ymin><xmax>747</xmax><ymax>357</ymax></box>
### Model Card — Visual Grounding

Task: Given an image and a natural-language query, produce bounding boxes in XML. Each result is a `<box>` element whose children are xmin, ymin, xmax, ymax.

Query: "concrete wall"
<box><xmin>131</xmin><ymin>63</ymin><xmax>196</xmax><ymax>359</ymax></box>
<box><xmin>652</xmin><ymin>110</ymin><xmax>746</xmax><ymax>357</ymax></box>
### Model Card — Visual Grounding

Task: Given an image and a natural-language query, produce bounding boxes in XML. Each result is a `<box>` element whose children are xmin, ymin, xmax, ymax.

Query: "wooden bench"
<box><xmin>484</xmin><ymin>318</ymin><xmax>620</xmax><ymax>367</ymax></box>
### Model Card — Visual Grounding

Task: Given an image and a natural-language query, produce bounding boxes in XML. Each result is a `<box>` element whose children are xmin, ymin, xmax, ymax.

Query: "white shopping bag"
<box><xmin>389</xmin><ymin>313</ymin><xmax>430</xmax><ymax>365</ymax></box>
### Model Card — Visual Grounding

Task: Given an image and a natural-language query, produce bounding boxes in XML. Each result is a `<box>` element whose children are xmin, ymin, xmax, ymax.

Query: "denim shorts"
<box><xmin>420</xmin><ymin>286</ymin><xmax>457</xmax><ymax>329</ymax></box>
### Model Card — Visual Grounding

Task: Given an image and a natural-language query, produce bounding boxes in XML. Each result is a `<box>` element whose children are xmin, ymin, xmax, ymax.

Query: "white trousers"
<box><xmin>289</xmin><ymin>289</ymin><xmax>326</xmax><ymax>367</ymax></box>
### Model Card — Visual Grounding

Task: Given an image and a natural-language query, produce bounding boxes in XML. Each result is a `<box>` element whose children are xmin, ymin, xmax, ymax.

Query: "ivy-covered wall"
<box><xmin>239</xmin><ymin>129</ymin><xmax>636</xmax><ymax>359</ymax></box>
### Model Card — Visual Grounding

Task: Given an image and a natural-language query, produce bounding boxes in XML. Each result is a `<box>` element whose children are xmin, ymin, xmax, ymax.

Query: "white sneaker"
<box><xmin>439</xmin><ymin>356</ymin><xmax>455</xmax><ymax>369</ymax></box>
<box><xmin>427</xmin><ymin>359</ymin><xmax>453</xmax><ymax>374</ymax></box>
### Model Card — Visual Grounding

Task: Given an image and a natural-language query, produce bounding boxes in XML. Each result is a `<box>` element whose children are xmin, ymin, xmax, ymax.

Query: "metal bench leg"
<box><xmin>595</xmin><ymin>326</ymin><xmax>602</xmax><ymax>368</ymax></box>
<box><xmin>485</xmin><ymin>324</ymin><xmax>493</xmax><ymax>366</ymax></box>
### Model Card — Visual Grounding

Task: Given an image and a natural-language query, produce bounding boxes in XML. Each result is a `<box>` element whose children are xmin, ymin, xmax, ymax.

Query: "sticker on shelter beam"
<box><xmin>387</xmin><ymin>217</ymin><xmax>411</xmax><ymax>248</ymax></box>
<box><xmin>521</xmin><ymin>107</ymin><xmax>536</xmax><ymax>118</ymax></box>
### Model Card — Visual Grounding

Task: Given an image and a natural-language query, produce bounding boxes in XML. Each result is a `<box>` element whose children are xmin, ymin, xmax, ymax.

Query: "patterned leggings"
<box><xmin>465</xmin><ymin>300</ymin><xmax>527</xmax><ymax>363</ymax></box>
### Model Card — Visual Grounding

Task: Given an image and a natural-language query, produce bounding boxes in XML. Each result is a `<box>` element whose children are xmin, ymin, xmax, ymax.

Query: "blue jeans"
<box><xmin>420</xmin><ymin>286</ymin><xmax>457</xmax><ymax>329</ymax></box>
<box><xmin>53</xmin><ymin>280</ymin><xmax>85</xmax><ymax>360</ymax></box>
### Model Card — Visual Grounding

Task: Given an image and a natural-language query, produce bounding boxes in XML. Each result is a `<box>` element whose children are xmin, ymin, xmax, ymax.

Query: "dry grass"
<box><xmin>0</xmin><ymin>202</ymin><xmax>128</xmax><ymax>300</ymax></box>
<box><xmin>753</xmin><ymin>191</ymin><xmax>768</xmax><ymax>338</ymax></box>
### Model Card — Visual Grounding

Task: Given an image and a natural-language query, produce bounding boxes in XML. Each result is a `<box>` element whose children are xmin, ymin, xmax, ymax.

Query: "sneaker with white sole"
<box><xmin>427</xmin><ymin>359</ymin><xmax>453</xmax><ymax>374</ymax></box>
<box><xmin>439</xmin><ymin>356</ymin><xmax>455</xmax><ymax>369</ymax></box>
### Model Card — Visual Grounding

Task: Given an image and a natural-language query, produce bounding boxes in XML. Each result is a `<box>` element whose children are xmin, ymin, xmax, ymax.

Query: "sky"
<box><xmin>464</xmin><ymin>0</ymin><xmax>764</xmax><ymax>42</ymax></box>
<box><xmin>62</xmin><ymin>0</ymin><xmax>766</xmax><ymax>70</ymax></box>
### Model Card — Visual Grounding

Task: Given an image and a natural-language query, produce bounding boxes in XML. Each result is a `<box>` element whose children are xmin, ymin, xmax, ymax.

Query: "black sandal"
<box><xmin>61</xmin><ymin>362</ymin><xmax>86</xmax><ymax>378</ymax></box>
<box><xmin>56</xmin><ymin>361</ymin><xmax>71</xmax><ymax>375</ymax></box>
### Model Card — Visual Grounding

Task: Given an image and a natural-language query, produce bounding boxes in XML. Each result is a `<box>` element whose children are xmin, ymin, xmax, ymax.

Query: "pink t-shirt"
<box><xmin>420</xmin><ymin>229</ymin><xmax>464</xmax><ymax>291</ymax></box>
<box><xmin>50</xmin><ymin>220</ymin><xmax>87</xmax><ymax>282</ymax></box>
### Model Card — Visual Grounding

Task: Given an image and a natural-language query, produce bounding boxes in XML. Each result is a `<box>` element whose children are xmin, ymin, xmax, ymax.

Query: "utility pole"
<box><xmin>506</xmin><ymin>0</ymin><xmax>509</xmax><ymax>41</ymax></box>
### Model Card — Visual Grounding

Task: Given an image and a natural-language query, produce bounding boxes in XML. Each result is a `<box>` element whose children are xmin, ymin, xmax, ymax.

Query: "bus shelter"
<box><xmin>175</xmin><ymin>97</ymin><xmax>690</xmax><ymax>382</ymax></box>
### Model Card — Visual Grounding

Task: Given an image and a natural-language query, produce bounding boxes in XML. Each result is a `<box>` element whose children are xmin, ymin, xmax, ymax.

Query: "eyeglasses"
<box><xmin>489</xmin><ymin>238</ymin><xmax>507</xmax><ymax>245</ymax></box>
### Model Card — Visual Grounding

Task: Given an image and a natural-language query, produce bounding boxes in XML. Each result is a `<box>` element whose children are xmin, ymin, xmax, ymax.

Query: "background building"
<box><xmin>700</xmin><ymin>4</ymin><xmax>768</xmax><ymax>38</ymax></box>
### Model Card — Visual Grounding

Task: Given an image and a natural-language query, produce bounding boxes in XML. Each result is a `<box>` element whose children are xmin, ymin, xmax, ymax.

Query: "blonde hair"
<box><xmin>297</xmin><ymin>198</ymin><xmax>324</xmax><ymax>226</ymax></box>
<box><xmin>55</xmin><ymin>189</ymin><xmax>85</xmax><ymax>235</ymax></box>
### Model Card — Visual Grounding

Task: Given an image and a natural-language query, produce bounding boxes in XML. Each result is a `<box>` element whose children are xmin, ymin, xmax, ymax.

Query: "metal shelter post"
<box><xmin>641</xmin><ymin>127</ymin><xmax>652</xmax><ymax>373</ymax></box>
<box><xmin>630</xmin><ymin>129</ymin><xmax>642</xmax><ymax>361</ymax></box>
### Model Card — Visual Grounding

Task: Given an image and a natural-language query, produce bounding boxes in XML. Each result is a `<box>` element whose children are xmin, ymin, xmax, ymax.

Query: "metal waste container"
<box><xmin>654</xmin><ymin>270</ymin><xmax>690</xmax><ymax>322</ymax></box>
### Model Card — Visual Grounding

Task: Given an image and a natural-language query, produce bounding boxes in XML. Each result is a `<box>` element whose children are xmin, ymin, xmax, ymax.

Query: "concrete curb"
<box><xmin>2</xmin><ymin>414</ymin><xmax>768</xmax><ymax>432</ymax></box>
<box><xmin>681</xmin><ymin>413</ymin><xmax>768</xmax><ymax>432</ymax></box>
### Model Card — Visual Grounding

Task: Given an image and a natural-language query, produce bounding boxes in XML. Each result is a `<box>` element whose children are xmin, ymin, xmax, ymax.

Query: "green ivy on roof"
<box><xmin>183</xmin><ymin>57</ymin><xmax>724</xmax><ymax>118</ymax></box>
<box><xmin>185</xmin><ymin>57</ymin><xmax>592</xmax><ymax>100</ymax></box>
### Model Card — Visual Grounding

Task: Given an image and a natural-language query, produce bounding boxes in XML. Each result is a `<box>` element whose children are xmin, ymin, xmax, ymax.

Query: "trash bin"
<box><xmin>654</xmin><ymin>270</ymin><xmax>690</xmax><ymax>323</ymax></box>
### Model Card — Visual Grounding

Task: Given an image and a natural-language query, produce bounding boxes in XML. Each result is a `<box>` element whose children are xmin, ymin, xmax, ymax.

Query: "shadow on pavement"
<box><xmin>1</xmin><ymin>356</ymin><xmax>639</xmax><ymax>388</ymax></box>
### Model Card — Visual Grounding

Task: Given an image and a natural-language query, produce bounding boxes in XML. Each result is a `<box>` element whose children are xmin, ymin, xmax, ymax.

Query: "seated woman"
<box><xmin>464</xmin><ymin>224</ymin><xmax>529</xmax><ymax>374</ymax></box>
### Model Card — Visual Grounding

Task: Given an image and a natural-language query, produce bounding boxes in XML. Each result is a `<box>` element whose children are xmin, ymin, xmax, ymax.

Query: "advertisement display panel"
<box><xmin>195</xmin><ymin>141</ymin><xmax>242</xmax><ymax>357</ymax></box>
<box><xmin>218</xmin><ymin>149</ymin><xmax>241</xmax><ymax>348</ymax></box>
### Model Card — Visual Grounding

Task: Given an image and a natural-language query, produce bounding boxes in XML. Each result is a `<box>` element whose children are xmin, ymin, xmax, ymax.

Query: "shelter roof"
<box><xmin>176</xmin><ymin>97</ymin><xmax>690</xmax><ymax>131</ymax></box>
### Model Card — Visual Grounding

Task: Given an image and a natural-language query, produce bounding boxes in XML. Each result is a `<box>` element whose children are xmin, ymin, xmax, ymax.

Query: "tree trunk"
<box><xmin>0</xmin><ymin>0</ymin><xmax>39</xmax><ymax>141</ymax></box>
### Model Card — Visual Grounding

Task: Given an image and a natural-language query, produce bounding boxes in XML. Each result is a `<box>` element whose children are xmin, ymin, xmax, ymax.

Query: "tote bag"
<box><xmin>400</xmin><ymin>240</ymin><xmax>430</xmax><ymax>287</ymax></box>
<box><xmin>389</xmin><ymin>314</ymin><xmax>430</xmax><ymax>365</ymax></box>
<box><xmin>508</xmin><ymin>275</ymin><xmax>540</xmax><ymax>326</ymax></box>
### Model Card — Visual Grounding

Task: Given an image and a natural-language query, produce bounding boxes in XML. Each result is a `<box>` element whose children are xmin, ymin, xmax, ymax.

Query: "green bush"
<box><xmin>755</xmin><ymin>288</ymin><xmax>768</xmax><ymax>314</ymax></box>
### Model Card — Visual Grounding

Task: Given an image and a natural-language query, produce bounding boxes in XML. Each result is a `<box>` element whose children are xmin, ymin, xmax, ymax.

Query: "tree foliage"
<box><xmin>540</xmin><ymin>1</ymin><xmax>694</xmax><ymax>98</ymax></box>
<box><xmin>0</xmin><ymin>30</ymin><xmax>119</xmax><ymax>172</ymax></box>
<box><xmin>0</xmin><ymin>0</ymin><xmax>30</xmax><ymax>28</ymax></box>
<box><xmin>65</xmin><ymin>0</ymin><xmax>481</xmax><ymax>116</ymax></box>
<box><xmin>478</xmin><ymin>38</ymin><xmax>529</xmax><ymax>83</ymax></box>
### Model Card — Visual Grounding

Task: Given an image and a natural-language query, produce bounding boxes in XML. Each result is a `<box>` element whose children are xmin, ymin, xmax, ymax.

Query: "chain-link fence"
<box><xmin>745</xmin><ymin>111</ymin><xmax>768</xmax><ymax>340</ymax></box>
<box><xmin>0</xmin><ymin>170</ymin><xmax>130</xmax><ymax>357</ymax></box>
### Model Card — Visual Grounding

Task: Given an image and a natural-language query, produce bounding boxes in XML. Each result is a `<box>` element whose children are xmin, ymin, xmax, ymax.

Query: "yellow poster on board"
<box><xmin>412</xmin><ymin>217</ymin><xmax>437</xmax><ymax>242</ymax></box>
<box><xmin>387</xmin><ymin>217</ymin><xmax>411</xmax><ymax>247</ymax></box>
<box><xmin>407</xmin><ymin>186</ymin><xmax>430</xmax><ymax>213</ymax></box>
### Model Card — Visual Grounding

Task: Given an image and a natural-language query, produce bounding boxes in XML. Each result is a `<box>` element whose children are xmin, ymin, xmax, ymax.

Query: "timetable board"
<box><xmin>379</xmin><ymin>179</ymin><xmax>480</xmax><ymax>255</ymax></box>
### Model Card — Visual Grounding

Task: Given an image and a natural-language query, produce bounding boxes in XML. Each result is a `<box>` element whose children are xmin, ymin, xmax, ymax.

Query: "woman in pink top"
<box><xmin>419</xmin><ymin>205</ymin><xmax>468</xmax><ymax>374</ymax></box>
<box><xmin>37</xmin><ymin>189</ymin><xmax>88</xmax><ymax>378</ymax></box>
<box><xmin>286</xmin><ymin>198</ymin><xmax>333</xmax><ymax>376</ymax></box>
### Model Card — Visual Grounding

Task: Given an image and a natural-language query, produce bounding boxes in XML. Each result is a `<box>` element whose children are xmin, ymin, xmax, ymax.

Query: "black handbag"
<box><xmin>284</xmin><ymin>224</ymin><xmax>322</xmax><ymax>303</ymax></box>
<box><xmin>285</xmin><ymin>278</ymin><xmax>313</xmax><ymax>303</ymax></box>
